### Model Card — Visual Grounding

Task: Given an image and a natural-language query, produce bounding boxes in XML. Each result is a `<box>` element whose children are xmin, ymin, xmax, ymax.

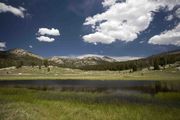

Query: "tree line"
<box><xmin>78</xmin><ymin>53</ymin><xmax>180</xmax><ymax>71</ymax></box>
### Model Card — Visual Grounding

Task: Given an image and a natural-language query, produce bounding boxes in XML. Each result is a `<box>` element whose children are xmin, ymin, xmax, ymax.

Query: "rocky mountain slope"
<box><xmin>9</xmin><ymin>48</ymin><xmax>43</xmax><ymax>59</ymax></box>
<box><xmin>0</xmin><ymin>48</ymin><xmax>125</xmax><ymax>68</ymax></box>
<box><xmin>48</xmin><ymin>55</ymin><xmax>117</xmax><ymax>67</ymax></box>
<box><xmin>0</xmin><ymin>48</ymin><xmax>43</xmax><ymax>68</ymax></box>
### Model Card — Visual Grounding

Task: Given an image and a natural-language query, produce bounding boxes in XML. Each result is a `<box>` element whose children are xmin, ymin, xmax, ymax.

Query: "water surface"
<box><xmin>0</xmin><ymin>80</ymin><xmax>179</xmax><ymax>94</ymax></box>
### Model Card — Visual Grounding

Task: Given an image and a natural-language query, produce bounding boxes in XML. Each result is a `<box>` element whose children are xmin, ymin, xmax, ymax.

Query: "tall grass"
<box><xmin>0</xmin><ymin>88</ymin><xmax>180</xmax><ymax>120</ymax></box>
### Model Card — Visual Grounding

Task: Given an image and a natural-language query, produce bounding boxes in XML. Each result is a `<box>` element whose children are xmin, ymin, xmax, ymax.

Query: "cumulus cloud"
<box><xmin>0</xmin><ymin>42</ymin><xmax>6</xmax><ymax>51</ymax></box>
<box><xmin>148</xmin><ymin>24</ymin><xmax>180</xmax><ymax>46</ymax></box>
<box><xmin>29</xmin><ymin>45</ymin><xmax>33</xmax><ymax>48</ymax></box>
<box><xmin>165</xmin><ymin>15</ymin><xmax>174</xmax><ymax>21</ymax></box>
<box><xmin>36</xmin><ymin>28</ymin><xmax>60</xmax><ymax>42</ymax></box>
<box><xmin>83</xmin><ymin>32</ymin><xmax>115</xmax><ymax>44</ymax></box>
<box><xmin>175</xmin><ymin>8</ymin><xmax>180</xmax><ymax>19</ymax></box>
<box><xmin>0</xmin><ymin>2</ymin><xmax>26</xmax><ymax>18</ymax></box>
<box><xmin>102</xmin><ymin>0</ymin><xmax>117</xmax><ymax>7</ymax></box>
<box><xmin>37</xmin><ymin>36</ymin><xmax>55</xmax><ymax>42</ymax></box>
<box><xmin>37</xmin><ymin>28</ymin><xmax>60</xmax><ymax>36</ymax></box>
<box><xmin>82</xmin><ymin>0</ymin><xmax>179</xmax><ymax>44</ymax></box>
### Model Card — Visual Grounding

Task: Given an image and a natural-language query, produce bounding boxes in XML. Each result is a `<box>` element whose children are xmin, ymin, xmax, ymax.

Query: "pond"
<box><xmin>0</xmin><ymin>80</ymin><xmax>179</xmax><ymax>94</ymax></box>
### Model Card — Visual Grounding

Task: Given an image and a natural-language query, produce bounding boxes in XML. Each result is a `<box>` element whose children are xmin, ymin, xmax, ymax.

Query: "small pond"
<box><xmin>0</xmin><ymin>80</ymin><xmax>179</xmax><ymax>95</ymax></box>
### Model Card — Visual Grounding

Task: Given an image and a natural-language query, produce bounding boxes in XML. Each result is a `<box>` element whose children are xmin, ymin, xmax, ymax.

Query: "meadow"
<box><xmin>0</xmin><ymin>66</ymin><xmax>180</xmax><ymax>80</ymax></box>
<box><xmin>0</xmin><ymin>87</ymin><xmax>180</xmax><ymax>120</ymax></box>
<box><xmin>0</xmin><ymin>66</ymin><xmax>180</xmax><ymax>120</ymax></box>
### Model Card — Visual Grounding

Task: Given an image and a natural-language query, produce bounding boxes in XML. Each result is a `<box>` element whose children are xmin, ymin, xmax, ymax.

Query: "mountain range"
<box><xmin>0</xmin><ymin>48</ymin><xmax>180</xmax><ymax>70</ymax></box>
<box><xmin>0</xmin><ymin>48</ymin><xmax>141</xmax><ymax>68</ymax></box>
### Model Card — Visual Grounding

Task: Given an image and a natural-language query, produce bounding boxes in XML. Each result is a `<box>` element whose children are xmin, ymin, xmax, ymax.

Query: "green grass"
<box><xmin>0</xmin><ymin>88</ymin><xmax>180</xmax><ymax>120</ymax></box>
<box><xmin>0</xmin><ymin>66</ymin><xmax>180</xmax><ymax>80</ymax></box>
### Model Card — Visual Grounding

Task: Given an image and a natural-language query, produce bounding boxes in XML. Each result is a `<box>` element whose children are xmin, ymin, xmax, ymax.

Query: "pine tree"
<box><xmin>153</xmin><ymin>59</ymin><xmax>160</xmax><ymax>70</ymax></box>
<box><xmin>43</xmin><ymin>59</ymin><xmax>49</xmax><ymax>67</ymax></box>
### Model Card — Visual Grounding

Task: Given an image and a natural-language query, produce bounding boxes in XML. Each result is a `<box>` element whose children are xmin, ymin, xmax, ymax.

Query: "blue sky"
<box><xmin>0</xmin><ymin>0</ymin><xmax>179</xmax><ymax>57</ymax></box>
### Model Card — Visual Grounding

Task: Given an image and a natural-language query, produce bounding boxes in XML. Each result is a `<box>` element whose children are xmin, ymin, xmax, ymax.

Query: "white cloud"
<box><xmin>175</xmin><ymin>8</ymin><xmax>180</xmax><ymax>19</ymax></box>
<box><xmin>139</xmin><ymin>41</ymin><xmax>144</xmax><ymax>44</ymax></box>
<box><xmin>165</xmin><ymin>15</ymin><xmax>174</xmax><ymax>21</ymax></box>
<box><xmin>102</xmin><ymin>0</ymin><xmax>117</xmax><ymax>7</ymax></box>
<box><xmin>37</xmin><ymin>36</ymin><xmax>55</xmax><ymax>42</ymax></box>
<box><xmin>29</xmin><ymin>45</ymin><xmax>33</xmax><ymax>48</ymax></box>
<box><xmin>83</xmin><ymin>0</ymin><xmax>179</xmax><ymax>44</ymax></box>
<box><xmin>0</xmin><ymin>42</ymin><xmax>6</xmax><ymax>51</ymax></box>
<box><xmin>83</xmin><ymin>32</ymin><xmax>115</xmax><ymax>44</ymax></box>
<box><xmin>148</xmin><ymin>24</ymin><xmax>180</xmax><ymax>46</ymax></box>
<box><xmin>37</xmin><ymin>28</ymin><xmax>60</xmax><ymax>36</ymax></box>
<box><xmin>36</xmin><ymin>28</ymin><xmax>60</xmax><ymax>42</ymax></box>
<box><xmin>0</xmin><ymin>42</ymin><xmax>6</xmax><ymax>48</ymax></box>
<box><xmin>0</xmin><ymin>2</ymin><xmax>26</xmax><ymax>18</ymax></box>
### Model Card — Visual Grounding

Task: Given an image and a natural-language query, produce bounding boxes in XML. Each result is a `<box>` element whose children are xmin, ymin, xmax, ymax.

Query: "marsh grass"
<box><xmin>0</xmin><ymin>88</ymin><xmax>180</xmax><ymax>120</ymax></box>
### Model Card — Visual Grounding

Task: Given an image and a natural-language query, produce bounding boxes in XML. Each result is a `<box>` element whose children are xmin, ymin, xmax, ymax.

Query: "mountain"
<box><xmin>48</xmin><ymin>54</ymin><xmax>141</xmax><ymax>68</ymax></box>
<box><xmin>148</xmin><ymin>49</ymin><xmax>180</xmax><ymax>58</ymax></box>
<box><xmin>48</xmin><ymin>54</ymin><xmax>117</xmax><ymax>68</ymax></box>
<box><xmin>77</xmin><ymin>54</ymin><xmax>117</xmax><ymax>62</ymax></box>
<box><xmin>0</xmin><ymin>48</ymin><xmax>43</xmax><ymax>68</ymax></box>
<box><xmin>79</xmin><ymin>49</ymin><xmax>180</xmax><ymax>71</ymax></box>
<box><xmin>9</xmin><ymin>48</ymin><xmax>43</xmax><ymax>59</ymax></box>
<box><xmin>0</xmin><ymin>48</ymin><xmax>180</xmax><ymax>70</ymax></box>
<box><xmin>0</xmin><ymin>48</ymin><xmax>122</xmax><ymax>68</ymax></box>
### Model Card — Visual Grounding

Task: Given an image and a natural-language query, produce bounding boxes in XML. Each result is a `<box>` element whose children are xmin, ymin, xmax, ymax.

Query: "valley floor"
<box><xmin>0</xmin><ymin>66</ymin><xmax>180</xmax><ymax>120</ymax></box>
<box><xmin>0</xmin><ymin>66</ymin><xmax>180</xmax><ymax>80</ymax></box>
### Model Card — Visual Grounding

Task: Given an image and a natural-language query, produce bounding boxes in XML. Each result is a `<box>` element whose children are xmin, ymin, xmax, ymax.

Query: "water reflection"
<box><xmin>0</xmin><ymin>80</ymin><xmax>179</xmax><ymax>95</ymax></box>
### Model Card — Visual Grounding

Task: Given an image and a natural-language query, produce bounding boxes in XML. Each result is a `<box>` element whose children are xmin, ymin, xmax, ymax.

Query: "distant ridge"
<box><xmin>147</xmin><ymin>49</ymin><xmax>180</xmax><ymax>59</ymax></box>
<box><xmin>0</xmin><ymin>48</ymin><xmax>43</xmax><ymax>68</ymax></box>
<box><xmin>8</xmin><ymin>48</ymin><xmax>43</xmax><ymax>59</ymax></box>
<box><xmin>0</xmin><ymin>48</ymin><xmax>180</xmax><ymax>69</ymax></box>
<box><xmin>48</xmin><ymin>55</ymin><xmax>116</xmax><ymax>67</ymax></box>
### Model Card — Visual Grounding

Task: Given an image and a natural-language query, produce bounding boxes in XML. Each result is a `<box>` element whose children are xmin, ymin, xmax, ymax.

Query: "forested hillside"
<box><xmin>78</xmin><ymin>50</ymin><xmax>180</xmax><ymax>71</ymax></box>
<box><xmin>0</xmin><ymin>48</ymin><xmax>180</xmax><ymax>71</ymax></box>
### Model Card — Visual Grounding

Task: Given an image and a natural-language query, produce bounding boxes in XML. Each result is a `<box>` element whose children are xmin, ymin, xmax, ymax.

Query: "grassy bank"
<box><xmin>0</xmin><ymin>88</ymin><xmax>180</xmax><ymax>120</ymax></box>
<box><xmin>0</xmin><ymin>66</ymin><xmax>180</xmax><ymax>80</ymax></box>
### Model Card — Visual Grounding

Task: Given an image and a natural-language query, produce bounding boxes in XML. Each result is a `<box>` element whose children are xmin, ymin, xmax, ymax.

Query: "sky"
<box><xmin>0</xmin><ymin>0</ymin><xmax>180</xmax><ymax>58</ymax></box>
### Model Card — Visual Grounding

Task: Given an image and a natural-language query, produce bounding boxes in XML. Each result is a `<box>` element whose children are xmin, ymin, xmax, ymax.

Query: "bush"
<box><xmin>47</xmin><ymin>67</ymin><xmax>50</xmax><ymax>72</ymax></box>
<box><xmin>16</xmin><ymin>61</ymin><xmax>23</xmax><ymax>69</ymax></box>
